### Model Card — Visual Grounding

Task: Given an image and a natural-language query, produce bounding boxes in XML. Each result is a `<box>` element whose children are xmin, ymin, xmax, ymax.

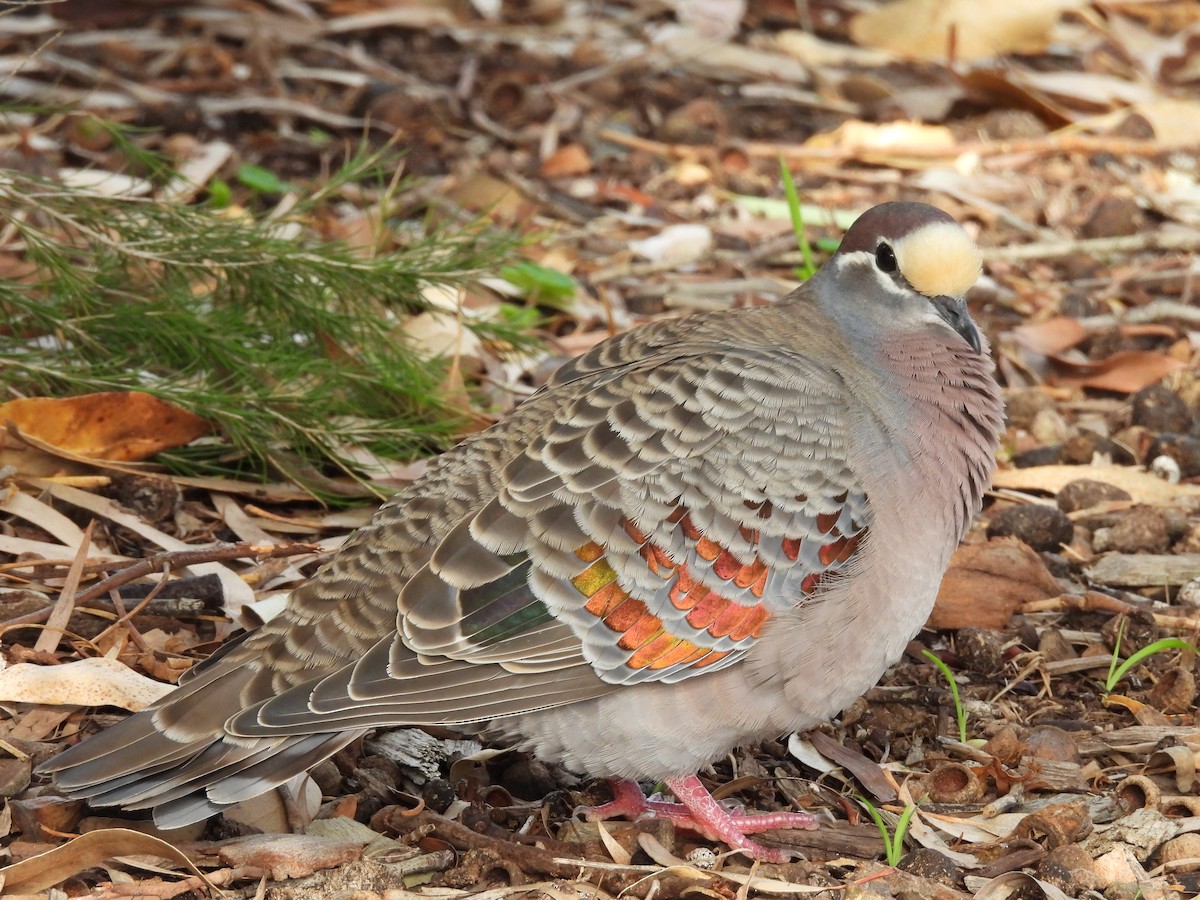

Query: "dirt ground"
<box><xmin>2</xmin><ymin>1</ymin><xmax>1200</xmax><ymax>897</ymax></box>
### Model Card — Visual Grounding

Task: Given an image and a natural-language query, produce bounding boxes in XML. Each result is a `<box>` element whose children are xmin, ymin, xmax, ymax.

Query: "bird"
<box><xmin>41</xmin><ymin>201</ymin><xmax>1003</xmax><ymax>862</ymax></box>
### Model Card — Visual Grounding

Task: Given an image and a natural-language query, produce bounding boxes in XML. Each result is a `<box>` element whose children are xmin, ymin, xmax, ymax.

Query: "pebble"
<box><xmin>988</xmin><ymin>504</ymin><xmax>1074</xmax><ymax>552</ymax></box>
<box><xmin>1025</xmin><ymin>725</ymin><xmax>1080</xmax><ymax>763</ymax></box>
<box><xmin>1013</xmin><ymin>445</ymin><xmax>1062</xmax><ymax>468</ymax></box>
<box><xmin>1160</xmin><ymin>833</ymin><xmax>1200</xmax><ymax>874</ymax></box>
<box><xmin>1061</xmin><ymin>432</ymin><xmax>1136</xmax><ymax>465</ymax></box>
<box><xmin>1030</xmin><ymin>408</ymin><xmax>1071</xmax><ymax>445</ymax></box>
<box><xmin>1004</xmin><ymin>388</ymin><xmax>1055</xmax><ymax>430</ymax></box>
<box><xmin>1057</xmin><ymin>479</ymin><xmax>1132</xmax><ymax>513</ymax></box>
<box><xmin>1147</xmin><ymin>434</ymin><xmax>1200</xmax><ymax>478</ymax></box>
<box><xmin>898</xmin><ymin>847</ymin><xmax>961</xmax><ymax>887</ymax></box>
<box><xmin>1081</xmin><ymin>196</ymin><xmax>1146</xmax><ymax>239</ymax></box>
<box><xmin>1131</xmin><ymin>384</ymin><xmax>1194</xmax><ymax>434</ymax></box>
<box><xmin>1105</xmin><ymin>507</ymin><xmax>1170</xmax><ymax>554</ymax></box>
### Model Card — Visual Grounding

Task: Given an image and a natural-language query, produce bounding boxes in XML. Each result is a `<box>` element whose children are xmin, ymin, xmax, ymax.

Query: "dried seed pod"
<box><xmin>1160</xmin><ymin>796</ymin><xmax>1200</xmax><ymax>818</ymax></box>
<box><xmin>1114</xmin><ymin>774</ymin><xmax>1161</xmax><ymax>814</ymax></box>
<box><xmin>926</xmin><ymin>761</ymin><xmax>986</xmax><ymax>804</ymax></box>
<box><xmin>983</xmin><ymin>724</ymin><xmax>1026</xmax><ymax>767</ymax></box>
<box><xmin>1014</xmin><ymin>799</ymin><xmax>1092</xmax><ymax>849</ymax></box>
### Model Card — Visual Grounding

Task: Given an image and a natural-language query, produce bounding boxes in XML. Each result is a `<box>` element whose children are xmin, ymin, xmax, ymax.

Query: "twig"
<box><xmin>596</xmin><ymin>129</ymin><xmax>1165</xmax><ymax>165</ymax></box>
<box><xmin>0</xmin><ymin>543</ymin><xmax>320</xmax><ymax>633</ymax></box>
<box><xmin>1074</xmin><ymin>299</ymin><xmax>1200</xmax><ymax>331</ymax></box>
<box><xmin>71</xmin><ymin>542</ymin><xmax>320</xmax><ymax>606</ymax></box>
<box><xmin>982</xmin><ymin>231</ymin><xmax>1200</xmax><ymax>263</ymax></box>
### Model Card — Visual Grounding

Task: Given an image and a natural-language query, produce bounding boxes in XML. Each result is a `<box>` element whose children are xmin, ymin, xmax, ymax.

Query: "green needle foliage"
<box><xmin>778</xmin><ymin>158</ymin><xmax>818</xmax><ymax>281</ymax></box>
<box><xmin>923</xmin><ymin>649</ymin><xmax>968</xmax><ymax>744</ymax></box>
<box><xmin>0</xmin><ymin>137</ymin><xmax>525</xmax><ymax>497</ymax></box>
<box><xmin>1105</xmin><ymin>619</ymin><xmax>1198</xmax><ymax>694</ymax></box>
<box><xmin>858</xmin><ymin>795</ymin><xmax>916</xmax><ymax>867</ymax></box>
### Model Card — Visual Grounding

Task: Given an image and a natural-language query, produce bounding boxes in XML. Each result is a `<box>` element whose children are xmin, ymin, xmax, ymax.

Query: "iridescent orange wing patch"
<box><xmin>569</xmin><ymin>498</ymin><xmax>867</xmax><ymax>678</ymax></box>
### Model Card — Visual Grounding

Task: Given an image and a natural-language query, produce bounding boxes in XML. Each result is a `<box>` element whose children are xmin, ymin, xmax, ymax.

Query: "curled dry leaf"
<box><xmin>850</xmin><ymin>0</ymin><xmax>1084</xmax><ymax>62</ymax></box>
<box><xmin>929</xmin><ymin>538</ymin><xmax>1061</xmax><ymax>629</ymax></box>
<box><xmin>1011</xmin><ymin>316</ymin><xmax>1088</xmax><ymax>355</ymax></box>
<box><xmin>0</xmin><ymin>392</ymin><xmax>209</xmax><ymax>463</ymax></box>
<box><xmin>804</xmin><ymin>120</ymin><xmax>957</xmax><ymax>168</ymax></box>
<box><xmin>0</xmin><ymin>658</ymin><xmax>173</xmax><ymax>711</ymax></box>
<box><xmin>1046</xmin><ymin>350</ymin><xmax>1186</xmax><ymax>394</ymax></box>
<box><xmin>0</xmin><ymin>827</ymin><xmax>217</xmax><ymax>894</ymax></box>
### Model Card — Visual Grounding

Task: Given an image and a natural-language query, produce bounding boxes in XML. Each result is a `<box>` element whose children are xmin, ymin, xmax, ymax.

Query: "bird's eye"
<box><xmin>875</xmin><ymin>243</ymin><xmax>898</xmax><ymax>273</ymax></box>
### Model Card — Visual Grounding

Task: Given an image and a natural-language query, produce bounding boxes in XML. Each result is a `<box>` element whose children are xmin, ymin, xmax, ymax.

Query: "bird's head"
<box><xmin>813</xmin><ymin>201</ymin><xmax>984</xmax><ymax>353</ymax></box>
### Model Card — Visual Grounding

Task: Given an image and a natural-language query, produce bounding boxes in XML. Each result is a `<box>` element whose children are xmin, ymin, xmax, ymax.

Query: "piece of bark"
<box><xmin>1086</xmin><ymin>553</ymin><xmax>1200</xmax><ymax>587</ymax></box>
<box><xmin>929</xmin><ymin>538</ymin><xmax>1062</xmax><ymax>629</ymax></box>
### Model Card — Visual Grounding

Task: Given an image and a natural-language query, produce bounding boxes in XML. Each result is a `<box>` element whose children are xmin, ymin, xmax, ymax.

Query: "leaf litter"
<box><xmin>2</xmin><ymin>0</ymin><xmax>1200</xmax><ymax>897</ymax></box>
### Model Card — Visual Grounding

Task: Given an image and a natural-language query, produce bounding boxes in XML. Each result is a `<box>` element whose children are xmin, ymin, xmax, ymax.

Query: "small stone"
<box><xmin>1177</xmin><ymin>527</ymin><xmax>1200</xmax><ymax>555</ymax></box>
<box><xmin>1081</xmin><ymin>196</ymin><xmax>1146</xmax><ymax>239</ymax></box>
<box><xmin>1147</xmin><ymin>434</ymin><xmax>1200</xmax><ymax>478</ymax></box>
<box><xmin>1151</xmin><ymin>455</ymin><xmax>1182</xmax><ymax>483</ymax></box>
<box><xmin>1179</xmin><ymin>578</ymin><xmax>1200</xmax><ymax>607</ymax></box>
<box><xmin>956</xmin><ymin>628</ymin><xmax>1006</xmax><ymax>675</ymax></box>
<box><xmin>1062</xmin><ymin>432</ymin><xmax>1136</xmax><ymax>465</ymax></box>
<box><xmin>897</xmin><ymin>847</ymin><xmax>962</xmax><ymax>887</ymax></box>
<box><xmin>1037</xmin><ymin>843</ymin><xmax>1105</xmax><ymax>893</ymax></box>
<box><xmin>1030</xmin><ymin>408</ymin><xmax>1071</xmax><ymax>445</ymax></box>
<box><xmin>1106</xmin><ymin>507</ymin><xmax>1170</xmax><ymax>553</ymax></box>
<box><xmin>1057</xmin><ymin>479</ymin><xmax>1132</xmax><ymax>513</ymax></box>
<box><xmin>1005</xmin><ymin>388</ymin><xmax>1055</xmax><ymax>430</ymax></box>
<box><xmin>987</xmin><ymin>505</ymin><xmax>1074</xmax><ymax>552</ymax></box>
<box><xmin>1058</xmin><ymin>287</ymin><xmax>1102</xmax><ymax>315</ymax></box>
<box><xmin>1025</xmin><ymin>725</ymin><xmax>1080</xmax><ymax>763</ymax></box>
<box><xmin>1131</xmin><ymin>385</ymin><xmax>1194</xmax><ymax>433</ymax></box>
<box><xmin>500</xmin><ymin>755</ymin><xmax>559</xmax><ymax>800</ymax></box>
<box><xmin>1161</xmin><ymin>833</ymin><xmax>1200</xmax><ymax>873</ymax></box>
<box><xmin>1013</xmin><ymin>445</ymin><xmax>1062</xmax><ymax>468</ymax></box>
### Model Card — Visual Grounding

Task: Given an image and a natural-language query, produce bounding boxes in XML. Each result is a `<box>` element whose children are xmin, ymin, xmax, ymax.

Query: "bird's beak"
<box><xmin>931</xmin><ymin>296</ymin><xmax>982</xmax><ymax>354</ymax></box>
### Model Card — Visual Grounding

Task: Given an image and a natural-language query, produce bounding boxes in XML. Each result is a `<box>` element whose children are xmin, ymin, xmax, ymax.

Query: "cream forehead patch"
<box><xmin>893</xmin><ymin>221</ymin><xmax>981</xmax><ymax>298</ymax></box>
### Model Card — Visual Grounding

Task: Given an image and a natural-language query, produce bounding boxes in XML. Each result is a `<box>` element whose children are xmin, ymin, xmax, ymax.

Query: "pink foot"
<box><xmin>581</xmin><ymin>775</ymin><xmax>817</xmax><ymax>862</ymax></box>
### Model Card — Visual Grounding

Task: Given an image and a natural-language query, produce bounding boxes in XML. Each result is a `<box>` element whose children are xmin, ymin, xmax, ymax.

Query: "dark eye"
<box><xmin>875</xmin><ymin>243</ymin><xmax>898</xmax><ymax>273</ymax></box>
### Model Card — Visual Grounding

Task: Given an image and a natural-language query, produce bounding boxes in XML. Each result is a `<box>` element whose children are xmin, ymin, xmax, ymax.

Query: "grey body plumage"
<box><xmin>42</xmin><ymin>202</ymin><xmax>1003</xmax><ymax>851</ymax></box>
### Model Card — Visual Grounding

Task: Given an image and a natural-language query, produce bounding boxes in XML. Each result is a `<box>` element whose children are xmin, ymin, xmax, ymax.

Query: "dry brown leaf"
<box><xmin>929</xmin><ymin>538</ymin><xmax>1061</xmax><ymax>630</ymax></box>
<box><xmin>850</xmin><ymin>0</ymin><xmax>1084</xmax><ymax>62</ymax></box>
<box><xmin>540</xmin><ymin>143</ymin><xmax>592</xmax><ymax>177</ymax></box>
<box><xmin>1011</xmin><ymin>317</ymin><xmax>1087</xmax><ymax>355</ymax></box>
<box><xmin>992</xmin><ymin>465</ymin><xmax>1200</xmax><ymax>503</ymax></box>
<box><xmin>213</xmin><ymin>833</ymin><xmax>363</xmax><ymax>880</ymax></box>
<box><xmin>0</xmin><ymin>827</ymin><xmax>218</xmax><ymax>894</ymax></box>
<box><xmin>804</xmin><ymin>120</ymin><xmax>957</xmax><ymax>168</ymax></box>
<box><xmin>0</xmin><ymin>393</ymin><xmax>209</xmax><ymax>462</ymax></box>
<box><xmin>1047</xmin><ymin>350</ymin><xmax>1186</xmax><ymax>393</ymax></box>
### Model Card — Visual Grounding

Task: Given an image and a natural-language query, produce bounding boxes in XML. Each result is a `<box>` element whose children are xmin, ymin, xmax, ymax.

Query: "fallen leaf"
<box><xmin>1048</xmin><ymin>350</ymin><xmax>1186</xmax><ymax>393</ymax></box>
<box><xmin>214</xmin><ymin>833</ymin><xmax>363</xmax><ymax>881</ymax></box>
<box><xmin>540</xmin><ymin>143</ymin><xmax>592</xmax><ymax>177</ymax></box>
<box><xmin>929</xmin><ymin>538</ymin><xmax>1061</xmax><ymax>629</ymax></box>
<box><xmin>629</xmin><ymin>224</ymin><xmax>714</xmax><ymax>266</ymax></box>
<box><xmin>0</xmin><ymin>658</ymin><xmax>172</xmax><ymax>710</ymax></box>
<box><xmin>851</xmin><ymin>0</ymin><xmax>1084</xmax><ymax>61</ymax></box>
<box><xmin>0</xmin><ymin>392</ymin><xmax>209</xmax><ymax>462</ymax></box>
<box><xmin>0</xmin><ymin>827</ymin><xmax>218</xmax><ymax>894</ymax></box>
<box><xmin>1011</xmin><ymin>317</ymin><xmax>1087</xmax><ymax>355</ymax></box>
